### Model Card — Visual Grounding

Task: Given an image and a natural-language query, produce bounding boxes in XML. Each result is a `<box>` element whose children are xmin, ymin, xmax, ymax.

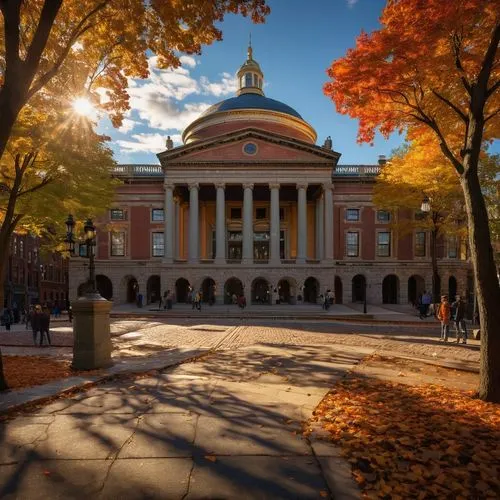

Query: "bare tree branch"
<box><xmin>17</xmin><ymin>176</ymin><xmax>52</xmax><ymax>197</ymax></box>
<box><xmin>451</xmin><ymin>30</ymin><xmax>472</xmax><ymax>96</ymax></box>
<box><xmin>486</xmin><ymin>79</ymin><xmax>500</xmax><ymax>99</ymax></box>
<box><xmin>485</xmin><ymin>108</ymin><xmax>500</xmax><ymax>123</ymax></box>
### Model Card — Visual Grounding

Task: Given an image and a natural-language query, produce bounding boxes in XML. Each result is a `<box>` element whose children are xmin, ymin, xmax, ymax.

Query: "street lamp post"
<box><xmin>64</xmin><ymin>214</ymin><xmax>112</xmax><ymax>370</ymax></box>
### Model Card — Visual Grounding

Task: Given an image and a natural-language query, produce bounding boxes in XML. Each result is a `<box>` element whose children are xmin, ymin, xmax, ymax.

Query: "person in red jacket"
<box><xmin>437</xmin><ymin>295</ymin><xmax>451</xmax><ymax>342</ymax></box>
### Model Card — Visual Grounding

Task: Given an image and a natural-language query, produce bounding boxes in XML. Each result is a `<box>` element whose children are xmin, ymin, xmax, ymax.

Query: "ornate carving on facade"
<box><xmin>242</xmin><ymin>183</ymin><xmax>254</xmax><ymax>190</ymax></box>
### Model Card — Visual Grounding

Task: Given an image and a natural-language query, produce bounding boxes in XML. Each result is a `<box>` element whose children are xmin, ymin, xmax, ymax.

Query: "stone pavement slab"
<box><xmin>0</xmin><ymin>343</ymin><xmax>368</xmax><ymax>499</ymax></box>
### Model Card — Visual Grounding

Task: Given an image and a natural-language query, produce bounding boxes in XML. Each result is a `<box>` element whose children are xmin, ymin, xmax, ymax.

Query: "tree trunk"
<box><xmin>461</xmin><ymin>173</ymin><xmax>500</xmax><ymax>402</ymax></box>
<box><xmin>0</xmin><ymin>258</ymin><xmax>7</xmax><ymax>391</ymax></box>
<box><xmin>0</xmin><ymin>85</ymin><xmax>23</xmax><ymax>162</ymax></box>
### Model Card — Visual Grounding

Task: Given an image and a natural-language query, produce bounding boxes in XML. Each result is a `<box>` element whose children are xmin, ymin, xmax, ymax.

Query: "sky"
<box><xmin>98</xmin><ymin>0</ymin><xmax>482</xmax><ymax>166</ymax></box>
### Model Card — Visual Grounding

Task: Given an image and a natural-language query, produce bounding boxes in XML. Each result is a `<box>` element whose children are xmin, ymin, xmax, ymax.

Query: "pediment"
<box><xmin>157</xmin><ymin>129</ymin><xmax>340</xmax><ymax>165</ymax></box>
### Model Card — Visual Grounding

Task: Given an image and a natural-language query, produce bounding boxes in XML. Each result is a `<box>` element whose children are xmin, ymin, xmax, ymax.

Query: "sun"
<box><xmin>72</xmin><ymin>97</ymin><xmax>94</xmax><ymax>117</ymax></box>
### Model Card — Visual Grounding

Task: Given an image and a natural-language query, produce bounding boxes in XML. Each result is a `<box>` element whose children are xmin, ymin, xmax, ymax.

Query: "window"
<box><xmin>111</xmin><ymin>232</ymin><xmax>125</xmax><ymax>256</ymax></box>
<box><xmin>230</xmin><ymin>207</ymin><xmax>242</xmax><ymax>220</ymax></box>
<box><xmin>19</xmin><ymin>240</ymin><xmax>24</xmax><ymax>257</ymax></box>
<box><xmin>152</xmin><ymin>232</ymin><xmax>164</xmax><ymax>257</ymax></box>
<box><xmin>152</xmin><ymin>209</ymin><xmax>164</xmax><ymax>222</ymax></box>
<box><xmin>448</xmin><ymin>236</ymin><xmax>458</xmax><ymax>258</ymax></box>
<box><xmin>245</xmin><ymin>73</ymin><xmax>252</xmax><ymax>87</ymax></box>
<box><xmin>415</xmin><ymin>232</ymin><xmax>426</xmax><ymax>257</ymax></box>
<box><xmin>280</xmin><ymin>230</ymin><xmax>285</xmax><ymax>259</ymax></box>
<box><xmin>279</xmin><ymin>207</ymin><xmax>285</xmax><ymax>221</ymax></box>
<box><xmin>28</xmin><ymin>251</ymin><xmax>32</xmax><ymax>263</ymax></box>
<box><xmin>346</xmin><ymin>209</ymin><xmax>360</xmax><ymax>221</ymax></box>
<box><xmin>13</xmin><ymin>237</ymin><xmax>17</xmax><ymax>256</ymax></box>
<box><xmin>110</xmin><ymin>209</ymin><xmax>126</xmax><ymax>220</ymax></box>
<box><xmin>377</xmin><ymin>232</ymin><xmax>391</xmax><ymax>257</ymax></box>
<box><xmin>377</xmin><ymin>211</ymin><xmax>391</xmax><ymax>223</ymax></box>
<box><xmin>346</xmin><ymin>232</ymin><xmax>359</xmax><ymax>257</ymax></box>
<box><xmin>256</xmin><ymin>207</ymin><xmax>267</xmax><ymax>220</ymax></box>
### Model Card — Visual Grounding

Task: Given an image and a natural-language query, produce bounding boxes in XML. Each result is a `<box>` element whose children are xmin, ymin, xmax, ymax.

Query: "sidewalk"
<box><xmin>0</xmin><ymin>343</ymin><xmax>365</xmax><ymax>499</ymax></box>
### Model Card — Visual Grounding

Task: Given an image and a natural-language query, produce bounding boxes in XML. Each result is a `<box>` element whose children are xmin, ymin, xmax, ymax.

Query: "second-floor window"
<box><xmin>377</xmin><ymin>232</ymin><xmax>391</xmax><ymax>257</ymax></box>
<box><xmin>152</xmin><ymin>232</ymin><xmax>164</xmax><ymax>257</ymax></box>
<box><xmin>230</xmin><ymin>207</ymin><xmax>242</xmax><ymax>220</ymax></box>
<box><xmin>377</xmin><ymin>210</ymin><xmax>391</xmax><ymax>223</ymax></box>
<box><xmin>448</xmin><ymin>236</ymin><xmax>458</xmax><ymax>258</ymax></box>
<box><xmin>111</xmin><ymin>232</ymin><xmax>125</xmax><ymax>256</ymax></box>
<box><xmin>346</xmin><ymin>209</ymin><xmax>360</xmax><ymax>221</ymax></box>
<box><xmin>346</xmin><ymin>232</ymin><xmax>359</xmax><ymax>257</ymax></box>
<box><xmin>415</xmin><ymin>232</ymin><xmax>426</xmax><ymax>257</ymax></box>
<box><xmin>152</xmin><ymin>209</ymin><xmax>164</xmax><ymax>222</ymax></box>
<box><xmin>110</xmin><ymin>209</ymin><xmax>126</xmax><ymax>220</ymax></box>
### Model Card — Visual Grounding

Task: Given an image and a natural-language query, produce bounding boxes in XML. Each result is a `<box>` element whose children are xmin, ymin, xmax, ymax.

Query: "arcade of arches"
<box><xmin>76</xmin><ymin>272</ymin><xmax>465</xmax><ymax>306</ymax></box>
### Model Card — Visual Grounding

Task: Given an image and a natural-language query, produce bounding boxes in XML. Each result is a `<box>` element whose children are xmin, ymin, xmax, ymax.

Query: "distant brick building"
<box><xmin>3</xmin><ymin>233</ymin><xmax>68</xmax><ymax>310</ymax></box>
<box><xmin>69</xmin><ymin>46</ymin><xmax>472</xmax><ymax>307</ymax></box>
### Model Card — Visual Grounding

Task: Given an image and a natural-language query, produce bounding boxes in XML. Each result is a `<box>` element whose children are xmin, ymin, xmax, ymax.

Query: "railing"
<box><xmin>113</xmin><ymin>164</ymin><xmax>163</xmax><ymax>177</ymax></box>
<box><xmin>333</xmin><ymin>165</ymin><xmax>381</xmax><ymax>177</ymax></box>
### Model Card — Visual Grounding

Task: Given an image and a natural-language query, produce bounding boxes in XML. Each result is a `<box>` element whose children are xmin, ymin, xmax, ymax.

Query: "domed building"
<box><xmin>69</xmin><ymin>47</ymin><xmax>471</xmax><ymax>308</ymax></box>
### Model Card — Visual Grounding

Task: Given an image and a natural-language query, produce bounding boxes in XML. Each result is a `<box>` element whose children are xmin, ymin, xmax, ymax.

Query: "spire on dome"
<box><xmin>236</xmin><ymin>40</ymin><xmax>264</xmax><ymax>97</ymax></box>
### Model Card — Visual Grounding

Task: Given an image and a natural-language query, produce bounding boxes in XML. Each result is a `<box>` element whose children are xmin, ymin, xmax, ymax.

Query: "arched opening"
<box><xmin>224</xmin><ymin>277</ymin><xmax>244</xmax><ymax>304</ymax></box>
<box><xmin>126</xmin><ymin>276</ymin><xmax>139</xmax><ymax>303</ymax></box>
<box><xmin>146</xmin><ymin>275</ymin><xmax>161</xmax><ymax>305</ymax></box>
<box><xmin>408</xmin><ymin>275</ymin><xmax>425</xmax><ymax>306</ymax></box>
<box><xmin>352</xmin><ymin>275</ymin><xmax>366</xmax><ymax>302</ymax></box>
<box><xmin>96</xmin><ymin>275</ymin><xmax>113</xmax><ymax>300</ymax></box>
<box><xmin>77</xmin><ymin>282</ymin><xmax>88</xmax><ymax>297</ymax></box>
<box><xmin>303</xmin><ymin>277</ymin><xmax>319</xmax><ymax>303</ymax></box>
<box><xmin>334</xmin><ymin>276</ymin><xmax>343</xmax><ymax>304</ymax></box>
<box><xmin>277</xmin><ymin>279</ymin><xmax>291</xmax><ymax>304</ymax></box>
<box><xmin>382</xmin><ymin>274</ymin><xmax>399</xmax><ymax>304</ymax></box>
<box><xmin>252</xmin><ymin>277</ymin><xmax>270</xmax><ymax>304</ymax></box>
<box><xmin>175</xmin><ymin>278</ymin><xmax>190</xmax><ymax>303</ymax></box>
<box><xmin>201</xmin><ymin>277</ymin><xmax>216</xmax><ymax>303</ymax></box>
<box><xmin>448</xmin><ymin>276</ymin><xmax>457</xmax><ymax>301</ymax></box>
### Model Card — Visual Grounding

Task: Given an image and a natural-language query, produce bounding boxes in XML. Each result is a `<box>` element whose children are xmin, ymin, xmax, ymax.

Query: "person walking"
<box><xmin>420</xmin><ymin>290</ymin><xmax>432</xmax><ymax>318</ymax></box>
<box><xmin>194</xmin><ymin>290</ymin><xmax>202</xmax><ymax>311</ymax></box>
<box><xmin>437</xmin><ymin>295</ymin><xmax>451</xmax><ymax>342</ymax></box>
<box><xmin>452</xmin><ymin>295</ymin><xmax>468</xmax><ymax>344</ymax></box>
<box><xmin>31</xmin><ymin>305</ymin><xmax>42</xmax><ymax>345</ymax></box>
<box><xmin>2</xmin><ymin>308</ymin><xmax>12</xmax><ymax>331</ymax></box>
<box><xmin>166</xmin><ymin>290</ymin><xmax>173</xmax><ymax>310</ymax></box>
<box><xmin>39</xmin><ymin>305</ymin><xmax>51</xmax><ymax>346</ymax></box>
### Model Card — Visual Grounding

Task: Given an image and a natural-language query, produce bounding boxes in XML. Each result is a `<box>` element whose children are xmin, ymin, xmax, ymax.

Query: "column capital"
<box><xmin>164</xmin><ymin>180</ymin><xmax>175</xmax><ymax>190</ymax></box>
<box><xmin>188</xmin><ymin>182</ymin><xmax>199</xmax><ymax>190</ymax></box>
<box><xmin>269</xmin><ymin>182</ymin><xmax>280</xmax><ymax>190</ymax></box>
<box><xmin>215</xmin><ymin>182</ymin><xmax>226</xmax><ymax>190</ymax></box>
<box><xmin>243</xmin><ymin>183</ymin><xmax>254</xmax><ymax>190</ymax></box>
<box><xmin>296</xmin><ymin>182</ymin><xmax>308</xmax><ymax>190</ymax></box>
<box><xmin>323</xmin><ymin>182</ymin><xmax>334</xmax><ymax>191</ymax></box>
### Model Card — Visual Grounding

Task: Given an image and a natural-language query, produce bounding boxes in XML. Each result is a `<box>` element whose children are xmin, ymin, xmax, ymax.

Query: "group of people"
<box><xmin>158</xmin><ymin>290</ymin><xmax>174</xmax><ymax>310</ymax></box>
<box><xmin>24</xmin><ymin>305</ymin><xmax>52</xmax><ymax>346</ymax></box>
<box><xmin>436</xmin><ymin>294</ymin><xmax>468</xmax><ymax>344</ymax></box>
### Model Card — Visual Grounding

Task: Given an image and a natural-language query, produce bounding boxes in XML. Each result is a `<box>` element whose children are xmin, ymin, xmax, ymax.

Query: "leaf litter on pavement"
<box><xmin>307</xmin><ymin>358</ymin><xmax>500</xmax><ymax>499</ymax></box>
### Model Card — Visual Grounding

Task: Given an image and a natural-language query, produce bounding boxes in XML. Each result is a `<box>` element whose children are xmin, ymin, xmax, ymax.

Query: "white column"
<box><xmin>173</xmin><ymin>198</ymin><xmax>179</xmax><ymax>260</ymax></box>
<box><xmin>316</xmin><ymin>194</ymin><xmax>324</xmax><ymax>261</ymax></box>
<box><xmin>324</xmin><ymin>183</ymin><xmax>334</xmax><ymax>262</ymax></box>
<box><xmin>188</xmin><ymin>182</ymin><xmax>199</xmax><ymax>264</ymax></box>
<box><xmin>269</xmin><ymin>183</ymin><xmax>280</xmax><ymax>264</ymax></box>
<box><xmin>164</xmin><ymin>182</ymin><xmax>174</xmax><ymax>263</ymax></box>
<box><xmin>242</xmin><ymin>183</ymin><xmax>254</xmax><ymax>263</ymax></box>
<box><xmin>215</xmin><ymin>182</ymin><xmax>226</xmax><ymax>264</ymax></box>
<box><xmin>296</xmin><ymin>182</ymin><xmax>308</xmax><ymax>263</ymax></box>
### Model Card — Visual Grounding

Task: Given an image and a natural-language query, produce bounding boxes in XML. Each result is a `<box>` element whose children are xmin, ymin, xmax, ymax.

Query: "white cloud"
<box><xmin>116</xmin><ymin>133</ymin><xmax>183</xmax><ymax>153</ymax></box>
<box><xmin>347</xmin><ymin>0</ymin><xmax>359</xmax><ymax>6</ymax></box>
<box><xmin>200</xmin><ymin>72</ymin><xmax>237</xmax><ymax>97</ymax></box>
<box><xmin>179</xmin><ymin>55</ymin><xmax>197</xmax><ymax>68</ymax></box>
<box><xmin>118</xmin><ymin>118</ymin><xmax>138</xmax><ymax>133</ymax></box>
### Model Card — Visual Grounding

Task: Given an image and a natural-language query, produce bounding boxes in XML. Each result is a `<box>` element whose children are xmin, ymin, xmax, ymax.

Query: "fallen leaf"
<box><xmin>204</xmin><ymin>455</ymin><xmax>217</xmax><ymax>463</ymax></box>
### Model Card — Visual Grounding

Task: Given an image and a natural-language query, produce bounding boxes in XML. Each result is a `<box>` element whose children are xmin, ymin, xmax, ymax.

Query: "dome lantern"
<box><xmin>236</xmin><ymin>43</ymin><xmax>264</xmax><ymax>97</ymax></box>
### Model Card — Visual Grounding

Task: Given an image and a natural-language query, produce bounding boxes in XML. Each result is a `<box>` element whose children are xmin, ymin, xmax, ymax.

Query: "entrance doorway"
<box><xmin>382</xmin><ymin>274</ymin><xmax>399</xmax><ymax>304</ymax></box>
<box><xmin>224</xmin><ymin>277</ymin><xmax>244</xmax><ymax>304</ymax></box>
<box><xmin>147</xmin><ymin>275</ymin><xmax>161</xmax><ymax>305</ymax></box>
<box><xmin>408</xmin><ymin>275</ymin><xmax>425</xmax><ymax>306</ymax></box>
<box><xmin>334</xmin><ymin>276</ymin><xmax>343</xmax><ymax>304</ymax></box>
<box><xmin>252</xmin><ymin>277</ymin><xmax>270</xmax><ymax>304</ymax></box>
<box><xmin>126</xmin><ymin>276</ymin><xmax>139</xmax><ymax>303</ymax></box>
<box><xmin>277</xmin><ymin>279</ymin><xmax>291</xmax><ymax>304</ymax></box>
<box><xmin>352</xmin><ymin>275</ymin><xmax>366</xmax><ymax>302</ymax></box>
<box><xmin>201</xmin><ymin>277</ymin><xmax>216</xmax><ymax>303</ymax></box>
<box><xmin>175</xmin><ymin>278</ymin><xmax>190</xmax><ymax>303</ymax></box>
<box><xmin>96</xmin><ymin>275</ymin><xmax>113</xmax><ymax>300</ymax></box>
<box><xmin>303</xmin><ymin>277</ymin><xmax>319</xmax><ymax>303</ymax></box>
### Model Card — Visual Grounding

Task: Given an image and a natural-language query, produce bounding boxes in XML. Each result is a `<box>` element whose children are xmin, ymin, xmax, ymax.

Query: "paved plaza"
<box><xmin>0</xmin><ymin>313</ymin><xmax>480</xmax><ymax>499</ymax></box>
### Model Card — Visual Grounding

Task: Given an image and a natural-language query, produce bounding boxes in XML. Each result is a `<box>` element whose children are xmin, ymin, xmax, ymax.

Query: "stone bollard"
<box><xmin>71</xmin><ymin>295</ymin><xmax>113</xmax><ymax>370</ymax></box>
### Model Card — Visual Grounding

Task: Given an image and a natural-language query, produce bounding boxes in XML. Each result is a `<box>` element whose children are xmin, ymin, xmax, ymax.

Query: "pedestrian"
<box><xmin>39</xmin><ymin>305</ymin><xmax>51</xmax><ymax>346</ymax></box>
<box><xmin>194</xmin><ymin>290</ymin><xmax>202</xmax><ymax>311</ymax></box>
<box><xmin>31</xmin><ymin>305</ymin><xmax>42</xmax><ymax>345</ymax></box>
<box><xmin>25</xmin><ymin>306</ymin><xmax>32</xmax><ymax>330</ymax></box>
<box><xmin>452</xmin><ymin>295</ymin><xmax>467</xmax><ymax>344</ymax></box>
<box><xmin>158</xmin><ymin>293</ymin><xmax>163</xmax><ymax>310</ymax></box>
<box><xmin>166</xmin><ymin>290</ymin><xmax>173</xmax><ymax>310</ymax></box>
<box><xmin>437</xmin><ymin>295</ymin><xmax>451</xmax><ymax>342</ymax></box>
<box><xmin>2</xmin><ymin>308</ymin><xmax>12</xmax><ymax>331</ymax></box>
<box><xmin>420</xmin><ymin>290</ymin><xmax>431</xmax><ymax>318</ymax></box>
<box><xmin>68</xmin><ymin>305</ymin><xmax>73</xmax><ymax>323</ymax></box>
<box><xmin>322</xmin><ymin>293</ymin><xmax>330</xmax><ymax>311</ymax></box>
